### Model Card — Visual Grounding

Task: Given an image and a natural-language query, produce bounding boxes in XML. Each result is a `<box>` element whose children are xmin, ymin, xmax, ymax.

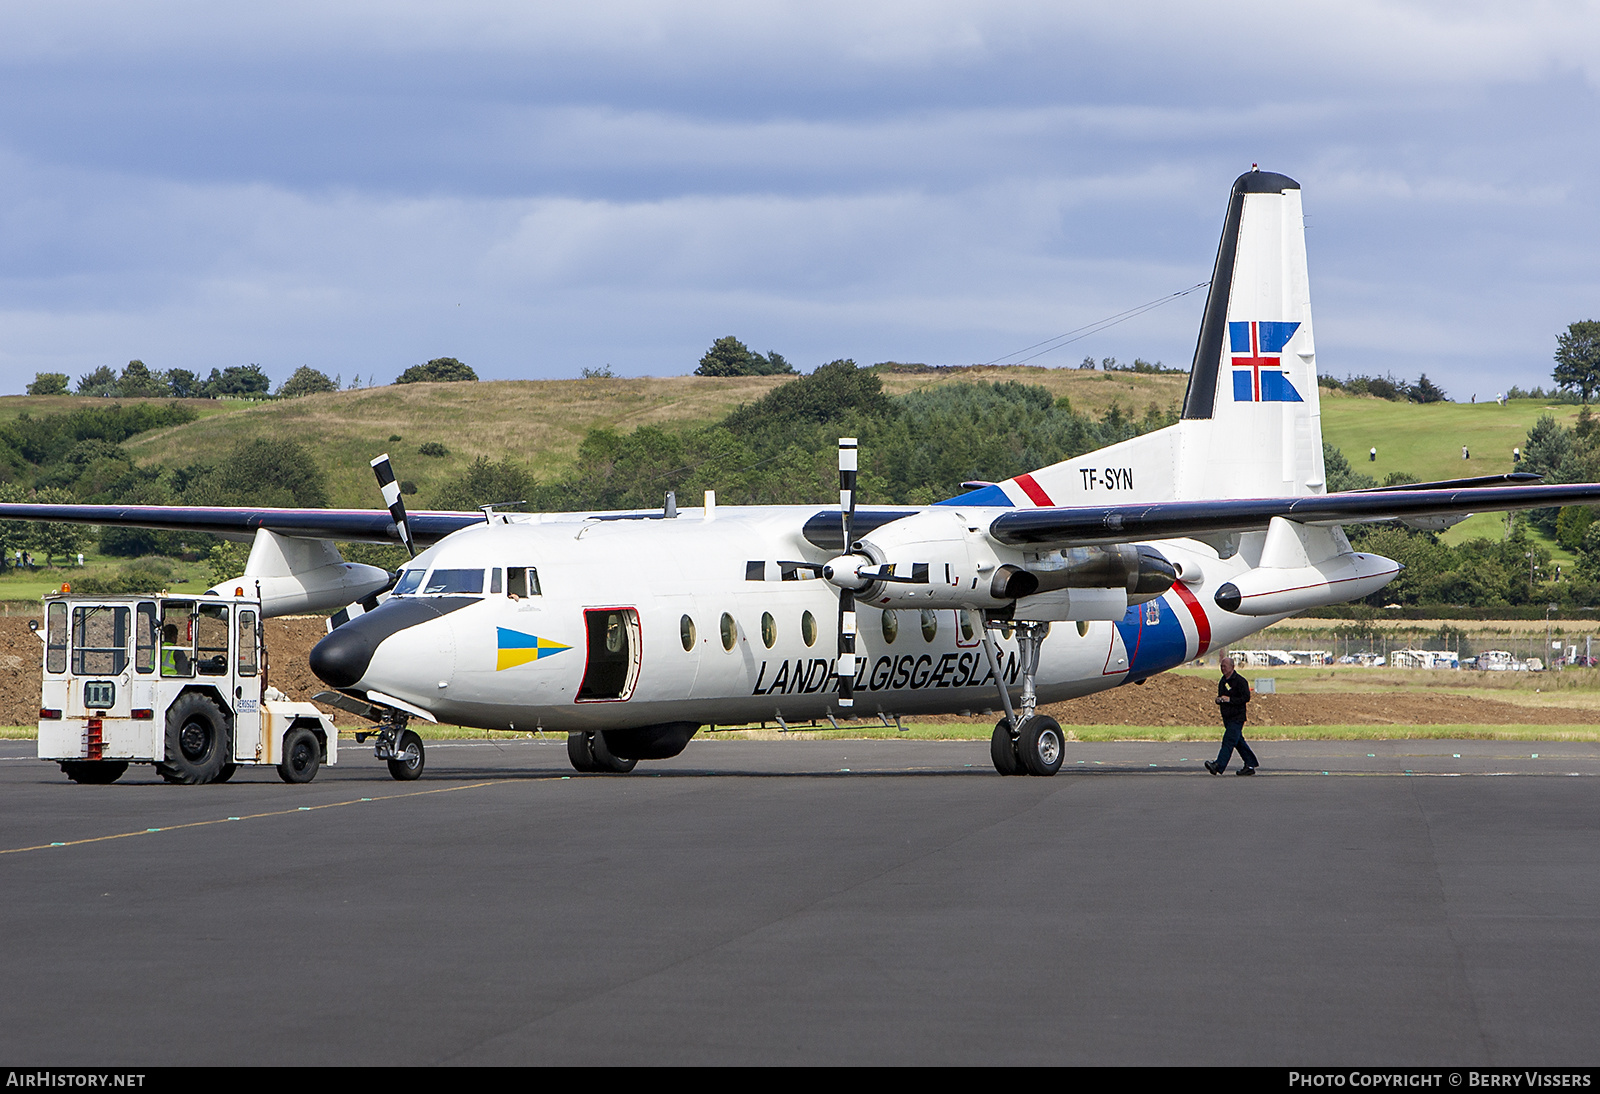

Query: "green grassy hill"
<box><xmin>5</xmin><ymin>368</ymin><xmax>1185</xmax><ymax>509</ymax></box>
<box><xmin>0</xmin><ymin>370</ymin><xmax>1574</xmax><ymax>520</ymax></box>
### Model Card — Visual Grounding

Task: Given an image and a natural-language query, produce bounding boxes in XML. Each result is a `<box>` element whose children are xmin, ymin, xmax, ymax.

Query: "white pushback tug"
<box><xmin>31</xmin><ymin>588</ymin><xmax>373</xmax><ymax>785</ymax></box>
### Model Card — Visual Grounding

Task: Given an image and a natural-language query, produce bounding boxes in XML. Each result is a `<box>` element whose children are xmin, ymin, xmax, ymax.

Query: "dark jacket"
<box><xmin>1218</xmin><ymin>671</ymin><xmax>1250</xmax><ymax>721</ymax></box>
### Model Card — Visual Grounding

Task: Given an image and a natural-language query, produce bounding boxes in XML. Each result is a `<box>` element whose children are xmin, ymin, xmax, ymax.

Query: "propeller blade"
<box><xmin>837</xmin><ymin>588</ymin><xmax>856</xmax><ymax>710</ymax></box>
<box><xmin>836</xmin><ymin>437</ymin><xmax>859</xmax><ymax>710</ymax></box>
<box><xmin>371</xmin><ymin>454</ymin><xmax>416</xmax><ymax>558</ymax></box>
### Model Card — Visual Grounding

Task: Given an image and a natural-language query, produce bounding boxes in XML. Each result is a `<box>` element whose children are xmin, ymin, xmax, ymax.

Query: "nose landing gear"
<box><xmin>363</xmin><ymin>714</ymin><xmax>426</xmax><ymax>781</ymax></box>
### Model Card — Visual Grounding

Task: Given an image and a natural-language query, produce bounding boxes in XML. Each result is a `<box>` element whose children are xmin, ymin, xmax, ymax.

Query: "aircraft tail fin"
<box><xmin>939</xmin><ymin>169</ymin><xmax>1325</xmax><ymax>510</ymax></box>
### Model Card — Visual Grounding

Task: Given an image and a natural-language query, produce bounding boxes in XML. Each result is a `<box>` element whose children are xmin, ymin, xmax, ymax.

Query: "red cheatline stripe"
<box><xmin>1013</xmin><ymin>473</ymin><xmax>1054</xmax><ymax>507</ymax></box>
<box><xmin>1170</xmin><ymin>580</ymin><xmax>1212</xmax><ymax>657</ymax></box>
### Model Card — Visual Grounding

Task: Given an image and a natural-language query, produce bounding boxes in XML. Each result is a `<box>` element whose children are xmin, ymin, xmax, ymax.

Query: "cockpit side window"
<box><xmin>422</xmin><ymin>568</ymin><xmax>485</xmax><ymax>595</ymax></box>
<box><xmin>393</xmin><ymin>569</ymin><xmax>425</xmax><ymax>596</ymax></box>
<box><xmin>507</xmin><ymin>567</ymin><xmax>541</xmax><ymax>597</ymax></box>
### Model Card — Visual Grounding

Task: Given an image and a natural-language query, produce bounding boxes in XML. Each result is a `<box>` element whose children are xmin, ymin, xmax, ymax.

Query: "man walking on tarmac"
<box><xmin>1206</xmin><ymin>655</ymin><xmax>1258</xmax><ymax>775</ymax></box>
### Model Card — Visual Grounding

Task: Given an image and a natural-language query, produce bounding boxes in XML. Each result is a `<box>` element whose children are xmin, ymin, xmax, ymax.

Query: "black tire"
<box><xmin>589</xmin><ymin>730</ymin><xmax>637</xmax><ymax>774</ymax></box>
<box><xmin>156</xmin><ymin>694</ymin><xmax>230</xmax><ymax>785</ymax></box>
<box><xmin>277</xmin><ymin>727</ymin><xmax>321</xmax><ymax>784</ymax></box>
<box><xmin>215</xmin><ymin>763</ymin><xmax>238</xmax><ymax>783</ymax></box>
<box><xmin>386</xmin><ymin>729</ymin><xmax>425</xmax><ymax>781</ymax></box>
<box><xmin>567</xmin><ymin>731</ymin><xmax>599</xmax><ymax>773</ymax></box>
<box><xmin>1017</xmin><ymin>715</ymin><xmax>1065</xmax><ymax>776</ymax></box>
<box><xmin>60</xmin><ymin>761</ymin><xmax>128</xmax><ymax>785</ymax></box>
<box><xmin>990</xmin><ymin>719</ymin><xmax>1024</xmax><ymax>776</ymax></box>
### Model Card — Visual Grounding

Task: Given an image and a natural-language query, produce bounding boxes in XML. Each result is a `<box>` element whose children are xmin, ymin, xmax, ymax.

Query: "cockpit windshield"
<box><xmin>421</xmin><ymin>568</ymin><xmax>485</xmax><ymax>595</ymax></box>
<box><xmin>393</xmin><ymin>569</ymin><xmax>425</xmax><ymax>596</ymax></box>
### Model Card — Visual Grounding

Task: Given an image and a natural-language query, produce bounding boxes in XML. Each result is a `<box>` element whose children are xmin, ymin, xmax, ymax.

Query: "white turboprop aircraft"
<box><xmin>9</xmin><ymin>168</ymin><xmax>1599</xmax><ymax>780</ymax></box>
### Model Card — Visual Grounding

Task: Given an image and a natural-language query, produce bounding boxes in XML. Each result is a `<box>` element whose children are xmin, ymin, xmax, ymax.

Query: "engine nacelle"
<box><xmin>1213</xmin><ymin>551</ymin><xmax>1400</xmax><ymax>617</ymax></box>
<box><xmin>208</xmin><ymin>528</ymin><xmax>393</xmax><ymax>618</ymax></box>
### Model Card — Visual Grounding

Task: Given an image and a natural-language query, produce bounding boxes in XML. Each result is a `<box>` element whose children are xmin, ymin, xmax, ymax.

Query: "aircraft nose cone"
<box><xmin>310</xmin><ymin>625</ymin><xmax>378</xmax><ymax>689</ymax></box>
<box><xmin>308</xmin><ymin>595</ymin><xmax>481</xmax><ymax>691</ymax></box>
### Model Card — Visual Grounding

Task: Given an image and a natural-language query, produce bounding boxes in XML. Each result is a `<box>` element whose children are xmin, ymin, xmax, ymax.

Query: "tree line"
<box><xmin>24</xmin><ymin>357</ymin><xmax>478</xmax><ymax>400</ymax></box>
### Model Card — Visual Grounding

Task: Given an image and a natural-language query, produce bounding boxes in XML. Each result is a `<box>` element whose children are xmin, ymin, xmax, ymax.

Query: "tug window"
<box><xmin>801</xmin><ymin>610</ymin><xmax>817</xmax><ymax>647</ymax></box>
<box><xmin>46</xmin><ymin>602</ymin><xmax>68</xmax><ymax>674</ymax></box>
<box><xmin>881</xmin><ymin>610</ymin><xmax>899</xmax><ymax>644</ymax></box>
<box><xmin>195</xmin><ymin>604</ymin><xmax>230</xmax><ymax>676</ymax></box>
<box><xmin>237</xmin><ymin>610</ymin><xmax>259</xmax><ymax>677</ymax></box>
<box><xmin>160</xmin><ymin>601</ymin><xmax>194</xmax><ymax>678</ymax></box>
<box><xmin>135</xmin><ymin>602</ymin><xmax>157</xmax><ymax>674</ymax></box>
<box><xmin>71</xmin><ymin>606</ymin><xmax>129</xmax><ymax>676</ymax></box>
<box><xmin>423</xmin><ymin>569</ymin><xmax>484</xmax><ymax>595</ymax></box>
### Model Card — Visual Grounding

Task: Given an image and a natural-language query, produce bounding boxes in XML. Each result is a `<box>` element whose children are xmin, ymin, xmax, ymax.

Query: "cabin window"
<box><xmin>761</xmin><ymin>612</ymin><xmax>776</xmax><ymax>649</ymax></box>
<box><xmin>507</xmin><ymin>568</ymin><xmax>541</xmax><ymax>597</ymax></box>
<box><xmin>680</xmin><ymin>615</ymin><xmax>696</xmax><ymax>651</ymax></box>
<box><xmin>393</xmin><ymin>569</ymin><xmax>424</xmax><ymax>596</ymax></box>
<box><xmin>1077</xmin><ymin>620</ymin><xmax>1091</xmax><ymax>638</ymax></box>
<box><xmin>423</xmin><ymin>568</ymin><xmax>484</xmax><ymax>595</ymax></box>
<box><xmin>720</xmin><ymin>613</ymin><xmax>737</xmax><ymax>651</ymax></box>
<box><xmin>237</xmin><ymin>610</ymin><xmax>259</xmax><ymax>677</ymax></box>
<box><xmin>801</xmin><ymin>610</ymin><xmax>817</xmax><ymax>647</ymax></box>
<box><xmin>881</xmin><ymin>609</ymin><xmax>898</xmax><ymax>644</ymax></box>
<box><xmin>71</xmin><ymin>606</ymin><xmax>129</xmax><ymax>676</ymax></box>
<box><xmin>959</xmin><ymin>611</ymin><xmax>976</xmax><ymax>643</ymax></box>
<box><xmin>46</xmin><ymin>602</ymin><xmax>68</xmax><ymax>674</ymax></box>
<box><xmin>920</xmin><ymin>609</ymin><xmax>938</xmax><ymax>643</ymax></box>
<box><xmin>135</xmin><ymin>602</ymin><xmax>157</xmax><ymax>674</ymax></box>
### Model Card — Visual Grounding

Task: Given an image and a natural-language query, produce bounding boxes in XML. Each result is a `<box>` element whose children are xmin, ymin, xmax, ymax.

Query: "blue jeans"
<box><xmin>1215</xmin><ymin>717</ymin><xmax>1258</xmax><ymax>772</ymax></box>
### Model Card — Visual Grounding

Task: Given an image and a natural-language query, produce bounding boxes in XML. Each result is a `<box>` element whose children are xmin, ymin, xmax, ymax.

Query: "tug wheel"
<box><xmin>155</xmin><ymin>694</ymin><xmax>230</xmax><ymax>785</ymax></box>
<box><xmin>61</xmin><ymin>761</ymin><xmax>128</xmax><ymax>785</ymax></box>
<box><xmin>277</xmin><ymin>727</ymin><xmax>321</xmax><ymax>784</ymax></box>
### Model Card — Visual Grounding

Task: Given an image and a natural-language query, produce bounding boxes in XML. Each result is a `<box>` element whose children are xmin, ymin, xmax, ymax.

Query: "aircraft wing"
<box><xmin>0</xmin><ymin>503</ymin><xmax>482</xmax><ymax>546</ymax></box>
<box><xmin>987</xmin><ymin>481</ymin><xmax>1600</xmax><ymax>549</ymax></box>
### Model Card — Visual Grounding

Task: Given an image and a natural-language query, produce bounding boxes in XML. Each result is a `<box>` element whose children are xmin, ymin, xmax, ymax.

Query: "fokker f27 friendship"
<box><xmin>11</xmin><ymin>169</ymin><xmax>1600</xmax><ymax>780</ymax></box>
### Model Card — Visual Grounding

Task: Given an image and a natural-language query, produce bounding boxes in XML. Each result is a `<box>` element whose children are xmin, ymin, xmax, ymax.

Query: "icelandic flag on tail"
<box><xmin>1230</xmin><ymin>321</ymin><xmax>1303</xmax><ymax>403</ymax></box>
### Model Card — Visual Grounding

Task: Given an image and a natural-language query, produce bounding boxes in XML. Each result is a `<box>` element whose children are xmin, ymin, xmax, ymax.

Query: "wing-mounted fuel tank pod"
<box><xmin>208</xmin><ymin>528</ymin><xmax>394</xmax><ymax>618</ymax></box>
<box><xmin>1213</xmin><ymin>516</ymin><xmax>1399</xmax><ymax>616</ymax></box>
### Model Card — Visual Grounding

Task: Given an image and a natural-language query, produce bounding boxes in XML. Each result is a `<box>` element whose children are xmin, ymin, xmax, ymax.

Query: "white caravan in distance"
<box><xmin>10</xmin><ymin>169</ymin><xmax>1598</xmax><ymax>781</ymax></box>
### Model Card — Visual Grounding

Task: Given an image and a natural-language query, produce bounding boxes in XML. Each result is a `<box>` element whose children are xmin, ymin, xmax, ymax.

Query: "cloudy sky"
<box><xmin>1</xmin><ymin>1</ymin><xmax>1596</xmax><ymax>399</ymax></box>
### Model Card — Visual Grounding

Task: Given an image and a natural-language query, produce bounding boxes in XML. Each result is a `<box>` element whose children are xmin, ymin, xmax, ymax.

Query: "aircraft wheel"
<box><xmin>60</xmin><ymin>760</ymin><xmax>128</xmax><ymax>785</ymax></box>
<box><xmin>589</xmin><ymin>730</ymin><xmax>637</xmax><ymax>774</ymax></box>
<box><xmin>156</xmin><ymin>694</ymin><xmax>230</xmax><ymax>785</ymax></box>
<box><xmin>277</xmin><ymin>727</ymin><xmax>321</xmax><ymax>784</ymax></box>
<box><xmin>566</xmin><ymin>731</ymin><xmax>599</xmax><ymax>773</ymax></box>
<box><xmin>990</xmin><ymin>719</ymin><xmax>1024</xmax><ymax>776</ymax></box>
<box><xmin>386</xmin><ymin>729</ymin><xmax>425</xmax><ymax>781</ymax></box>
<box><xmin>1017</xmin><ymin>715</ymin><xmax>1065</xmax><ymax>776</ymax></box>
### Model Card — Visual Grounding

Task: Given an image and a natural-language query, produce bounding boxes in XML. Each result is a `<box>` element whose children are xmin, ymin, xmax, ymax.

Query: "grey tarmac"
<box><xmin>1</xmin><ymin>736</ymin><xmax>1597</xmax><ymax>1066</ymax></box>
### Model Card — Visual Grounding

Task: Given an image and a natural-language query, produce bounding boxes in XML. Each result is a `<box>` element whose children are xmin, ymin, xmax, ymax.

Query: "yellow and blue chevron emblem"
<box><xmin>496</xmin><ymin>627</ymin><xmax>572</xmax><ymax>671</ymax></box>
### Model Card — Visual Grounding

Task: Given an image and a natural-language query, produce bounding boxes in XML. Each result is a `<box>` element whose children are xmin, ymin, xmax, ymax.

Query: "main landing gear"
<box><xmin>985</xmin><ymin>620</ymin><xmax>1066</xmax><ymax>777</ymax></box>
